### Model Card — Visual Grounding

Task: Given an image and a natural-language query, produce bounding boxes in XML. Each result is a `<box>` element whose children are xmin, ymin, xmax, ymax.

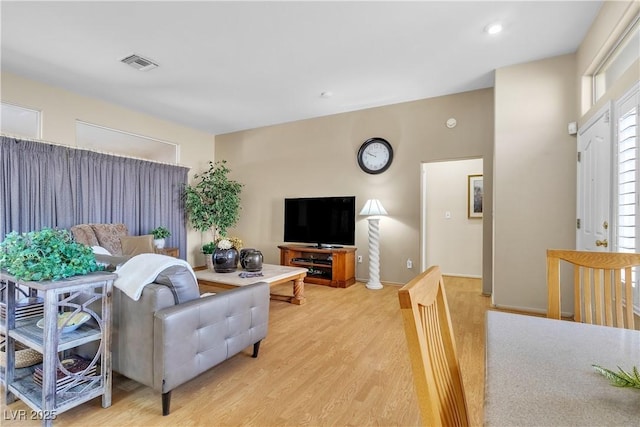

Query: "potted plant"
<box><xmin>183</xmin><ymin>160</ymin><xmax>243</xmax><ymax>241</ymax></box>
<box><xmin>184</xmin><ymin>160</ymin><xmax>243</xmax><ymax>267</ymax></box>
<box><xmin>202</xmin><ymin>241</ymin><xmax>217</xmax><ymax>271</ymax></box>
<box><xmin>0</xmin><ymin>228</ymin><xmax>102</xmax><ymax>281</ymax></box>
<box><xmin>150</xmin><ymin>226</ymin><xmax>171</xmax><ymax>249</ymax></box>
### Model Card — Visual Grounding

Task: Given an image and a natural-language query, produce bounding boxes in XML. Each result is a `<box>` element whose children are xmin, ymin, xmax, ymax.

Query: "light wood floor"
<box><xmin>2</xmin><ymin>276</ymin><xmax>491</xmax><ymax>426</ymax></box>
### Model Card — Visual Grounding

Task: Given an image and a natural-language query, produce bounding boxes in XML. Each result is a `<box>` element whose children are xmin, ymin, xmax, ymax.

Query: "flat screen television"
<box><xmin>284</xmin><ymin>196</ymin><xmax>356</xmax><ymax>248</ymax></box>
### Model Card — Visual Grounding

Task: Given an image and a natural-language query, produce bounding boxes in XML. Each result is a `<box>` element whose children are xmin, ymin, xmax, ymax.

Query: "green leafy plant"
<box><xmin>592</xmin><ymin>364</ymin><xmax>640</xmax><ymax>389</ymax></box>
<box><xmin>202</xmin><ymin>242</ymin><xmax>216</xmax><ymax>255</ymax></box>
<box><xmin>0</xmin><ymin>228</ymin><xmax>102</xmax><ymax>281</ymax></box>
<box><xmin>183</xmin><ymin>160</ymin><xmax>243</xmax><ymax>240</ymax></box>
<box><xmin>150</xmin><ymin>226</ymin><xmax>171</xmax><ymax>239</ymax></box>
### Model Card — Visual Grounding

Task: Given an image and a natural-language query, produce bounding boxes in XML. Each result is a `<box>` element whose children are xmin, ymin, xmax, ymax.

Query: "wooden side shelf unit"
<box><xmin>1</xmin><ymin>271</ymin><xmax>116</xmax><ymax>427</ymax></box>
<box><xmin>155</xmin><ymin>247</ymin><xmax>179</xmax><ymax>258</ymax></box>
<box><xmin>278</xmin><ymin>245</ymin><xmax>356</xmax><ymax>288</ymax></box>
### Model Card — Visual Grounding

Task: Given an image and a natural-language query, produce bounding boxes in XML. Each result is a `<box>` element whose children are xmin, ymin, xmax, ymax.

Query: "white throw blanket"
<box><xmin>113</xmin><ymin>253</ymin><xmax>196</xmax><ymax>301</ymax></box>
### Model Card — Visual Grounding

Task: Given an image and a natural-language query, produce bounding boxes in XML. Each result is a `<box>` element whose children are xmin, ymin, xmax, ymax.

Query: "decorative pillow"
<box><xmin>91</xmin><ymin>223</ymin><xmax>128</xmax><ymax>255</ymax></box>
<box><xmin>70</xmin><ymin>224</ymin><xmax>99</xmax><ymax>247</ymax></box>
<box><xmin>154</xmin><ymin>265</ymin><xmax>200</xmax><ymax>304</ymax></box>
<box><xmin>120</xmin><ymin>235</ymin><xmax>155</xmax><ymax>256</ymax></box>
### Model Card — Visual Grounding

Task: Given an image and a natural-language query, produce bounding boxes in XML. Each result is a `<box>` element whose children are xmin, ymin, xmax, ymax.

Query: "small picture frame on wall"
<box><xmin>468</xmin><ymin>174</ymin><xmax>483</xmax><ymax>218</ymax></box>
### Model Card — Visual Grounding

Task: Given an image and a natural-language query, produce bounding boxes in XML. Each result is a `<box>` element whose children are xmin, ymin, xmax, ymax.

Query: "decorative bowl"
<box><xmin>36</xmin><ymin>312</ymin><xmax>91</xmax><ymax>333</ymax></box>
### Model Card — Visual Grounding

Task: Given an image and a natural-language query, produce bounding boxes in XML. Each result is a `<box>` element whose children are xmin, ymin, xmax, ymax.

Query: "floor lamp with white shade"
<box><xmin>359</xmin><ymin>199</ymin><xmax>387</xmax><ymax>290</ymax></box>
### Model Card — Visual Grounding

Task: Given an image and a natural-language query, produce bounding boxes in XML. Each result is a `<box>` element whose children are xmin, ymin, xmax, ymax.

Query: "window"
<box><xmin>615</xmin><ymin>84</ymin><xmax>639</xmax><ymax>312</ymax></box>
<box><xmin>76</xmin><ymin>121</ymin><xmax>179</xmax><ymax>164</ymax></box>
<box><xmin>593</xmin><ymin>16</ymin><xmax>639</xmax><ymax>104</ymax></box>
<box><xmin>1</xmin><ymin>102</ymin><xmax>41</xmax><ymax>138</ymax></box>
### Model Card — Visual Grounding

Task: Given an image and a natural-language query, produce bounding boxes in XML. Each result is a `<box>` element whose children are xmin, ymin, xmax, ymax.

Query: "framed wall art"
<box><xmin>468</xmin><ymin>174</ymin><xmax>483</xmax><ymax>218</ymax></box>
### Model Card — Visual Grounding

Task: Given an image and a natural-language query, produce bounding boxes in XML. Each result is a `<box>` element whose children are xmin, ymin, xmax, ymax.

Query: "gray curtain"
<box><xmin>1</xmin><ymin>136</ymin><xmax>189</xmax><ymax>259</ymax></box>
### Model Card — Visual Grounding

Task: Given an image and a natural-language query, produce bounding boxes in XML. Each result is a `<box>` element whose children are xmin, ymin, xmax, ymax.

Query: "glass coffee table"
<box><xmin>195</xmin><ymin>263</ymin><xmax>307</xmax><ymax>305</ymax></box>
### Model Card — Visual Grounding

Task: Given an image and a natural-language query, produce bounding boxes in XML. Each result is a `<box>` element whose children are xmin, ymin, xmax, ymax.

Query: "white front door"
<box><xmin>577</xmin><ymin>103</ymin><xmax>612</xmax><ymax>252</ymax></box>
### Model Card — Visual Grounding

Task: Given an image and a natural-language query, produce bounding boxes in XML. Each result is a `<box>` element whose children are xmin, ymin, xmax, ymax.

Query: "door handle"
<box><xmin>595</xmin><ymin>239</ymin><xmax>608</xmax><ymax>248</ymax></box>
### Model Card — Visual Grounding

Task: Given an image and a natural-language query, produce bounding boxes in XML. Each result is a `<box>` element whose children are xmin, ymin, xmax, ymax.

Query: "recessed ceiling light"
<box><xmin>320</xmin><ymin>91</ymin><xmax>333</xmax><ymax>98</ymax></box>
<box><xmin>485</xmin><ymin>23</ymin><xmax>503</xmax><ymax>35</ymax></box>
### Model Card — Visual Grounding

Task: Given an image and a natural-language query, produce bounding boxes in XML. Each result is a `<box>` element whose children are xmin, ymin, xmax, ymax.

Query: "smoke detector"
<box><xmin>120</xmin><ymin>54</ymin><xmax>158</xmax><ymax>71</ymax></box>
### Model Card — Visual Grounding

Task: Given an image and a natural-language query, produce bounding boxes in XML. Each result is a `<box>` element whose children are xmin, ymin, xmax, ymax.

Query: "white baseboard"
<box><xmin>442</xmin><ymin>272</ymin><xmax>482</xmax><ymax>279</ymax></box>
<box><xmin>491</xmin><ymin>303</ymin><xmax>548</xmax><ymax>316</ymax></box>
<box><xmin>355</xmin><ymin>277</ymin><xmax>404</xmax><ymax>286</ymax></box>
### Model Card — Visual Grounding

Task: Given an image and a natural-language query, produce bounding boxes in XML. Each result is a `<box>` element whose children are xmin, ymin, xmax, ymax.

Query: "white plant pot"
<box><xmin>205</xmin><ymin>254</ymin><xmax>214</xmax><ymax>271</ymax></box>
<box><xmin>154</xmin><ymin>238</ymin><xmax>166</xmax><ymax>249</ymax></box>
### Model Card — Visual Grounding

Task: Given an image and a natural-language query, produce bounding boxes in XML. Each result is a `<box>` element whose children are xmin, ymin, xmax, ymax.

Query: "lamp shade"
<box><xmin>359</xmin><ymin>199</ymin><xmax>388</xmax><ymax>216</ymax></box>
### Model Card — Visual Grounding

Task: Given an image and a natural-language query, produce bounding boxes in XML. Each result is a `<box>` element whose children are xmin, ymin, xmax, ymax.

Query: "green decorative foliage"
<box><xmin>183</xmin><ymin>160</ymin><xmax>243</xmax><ymax>239</ymax></box>
<box><xmin>150</xmin><ymin>226</ymin><xmax>171</xmax><ymax>239</ymax></box>
<box><xmin>215</xmin><ymin>236</ymin><xmax>243</xmax><ymax>250</ymax></box>
<box><xmin>202</xmin><ymin>242</ymin><xmax>216</xmax><ymax>254</ymax></box>
<box><xmin>0</xmin><ymin>228</ymin><xmax>102</xmax><ymax>281</ymax></box>
<box><xmin>592</xmin><ymin>364</ymin><xmax>640</xmax><ymax>389</ymax></box>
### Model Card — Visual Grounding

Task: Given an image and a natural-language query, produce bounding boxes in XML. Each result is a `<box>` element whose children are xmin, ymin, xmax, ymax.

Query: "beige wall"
<box><xmin>216</xmin><ymin>89</ymin><xmax>494</xmax><ymax>286</ymax></box>
<box><xmin>1</xmin><ymin>72</ymin><xmax>215</xmax><ymax>265</ymax></box>
<box><xmin>493</xmin><ymin>54</ymin><xmax>578</xmax><ymax>312</ymax></box>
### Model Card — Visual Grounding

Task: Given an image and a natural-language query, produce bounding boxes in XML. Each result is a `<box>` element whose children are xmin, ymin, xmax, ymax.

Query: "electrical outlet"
<box><xmin>407</xmin><ymin>259</ymin><xmax>413</xmax><ymax>269</ymax></box>
<box><xmin>357</xmin><ymin>255</ymin><xmax>363</xmax><ymax>263</ymax></box>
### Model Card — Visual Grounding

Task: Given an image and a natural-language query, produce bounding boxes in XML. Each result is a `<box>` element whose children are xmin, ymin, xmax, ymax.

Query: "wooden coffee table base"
<box><xmin>194</xmin><ymin>264</ymin><xmax>307</xmax><ymax>305</ymax></box>
<box><xmin>262</xmin><ymin>273</ymin><xmax>306</xmax><ymax>305</ymax></box>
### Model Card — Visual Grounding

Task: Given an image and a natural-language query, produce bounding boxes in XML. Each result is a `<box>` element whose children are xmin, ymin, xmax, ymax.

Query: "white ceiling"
<box><xmin>1</xmin><ymin>1</ymin><xmax>602</xmax><ymax>135</ymax></box>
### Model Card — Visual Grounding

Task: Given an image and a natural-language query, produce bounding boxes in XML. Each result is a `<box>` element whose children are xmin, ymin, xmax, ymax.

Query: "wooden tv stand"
<box><xmin>278</xmin><ymin>244</ymin><xmax>356</xmax><ymax>288</ymax></box>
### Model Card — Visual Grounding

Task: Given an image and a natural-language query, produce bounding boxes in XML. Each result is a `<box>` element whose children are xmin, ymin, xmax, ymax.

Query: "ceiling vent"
<box><xmin>120</xmin><ymin>54</ymin><xmax>158</xmax><ymax>71</ymax></box>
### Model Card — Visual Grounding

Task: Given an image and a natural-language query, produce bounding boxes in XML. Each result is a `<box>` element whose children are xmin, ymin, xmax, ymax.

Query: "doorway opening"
<box><xmin>421</xmin><ymin>158</ymin><xmax>484</xmax><ymax>283</ymax></box>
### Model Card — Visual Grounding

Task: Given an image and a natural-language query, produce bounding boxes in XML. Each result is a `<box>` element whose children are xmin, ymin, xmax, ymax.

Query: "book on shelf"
<box><xmin>32</xmin><ymin>355</ymin><xmax>97</xmax><ymax>391</ymax></box>
<box><xmin>0</xmin><ymin>302</ymin><xmax>44</xmax><ymax>321</ymax></box>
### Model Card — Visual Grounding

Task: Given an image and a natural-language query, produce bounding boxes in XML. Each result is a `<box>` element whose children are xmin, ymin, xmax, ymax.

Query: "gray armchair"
<box><xmin>109</xmin><ymin>266</ymin><xmax>270</xmax><ymax>415</ymax></box>
<box><xmin>71</xmin><ymin>223</ymin><xmax>270</xmax><ymax>415</ymax></box>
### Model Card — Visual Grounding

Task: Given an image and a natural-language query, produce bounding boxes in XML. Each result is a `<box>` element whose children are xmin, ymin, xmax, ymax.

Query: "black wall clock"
<box><xmin>357</xmin><ymin>137</ymin><xmax>393</xmax><ymax>174</ymax></box>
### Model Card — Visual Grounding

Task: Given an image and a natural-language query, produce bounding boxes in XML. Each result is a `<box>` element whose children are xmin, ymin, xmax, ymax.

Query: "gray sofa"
<box><xmin>112</xmin><ymin>273</ymin><xmax>269</xmax><ymax>415</ymax></box>
<box><xmin>72</xmin><ymin>224</ymin><xmax>270</xmax><ymax>416</ymax></box>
